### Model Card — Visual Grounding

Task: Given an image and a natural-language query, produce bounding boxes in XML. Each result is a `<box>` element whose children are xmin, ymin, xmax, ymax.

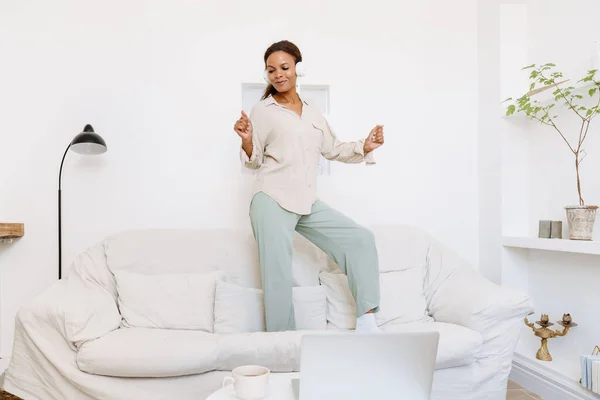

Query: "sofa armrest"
<box><xmin>20</xmin><ymin>268</ymin><xmax>122</xmax><ymax>351</ymax></box>
<box><xmin>6</xmin><ymin>271</ymin><xmax>121</xmax><ymax>400</ymax></box>
<box><xmin>428</xmin><ymin>266</ymin><xmax>533</xmax><ymax>357</ymax></box>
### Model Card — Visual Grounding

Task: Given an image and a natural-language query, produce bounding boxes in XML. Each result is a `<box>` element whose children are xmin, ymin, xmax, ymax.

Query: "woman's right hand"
<box><xmin>234</xmin><ymin>110</ymin><xmax>253</xmax><ymax>143</ymax></box>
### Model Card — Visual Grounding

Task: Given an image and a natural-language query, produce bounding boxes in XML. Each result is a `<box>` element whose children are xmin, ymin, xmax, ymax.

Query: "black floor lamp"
<box><xmin>58</xmin><ymin>124</ymin><xmax>107</xmax><ymax>279</ymax></box>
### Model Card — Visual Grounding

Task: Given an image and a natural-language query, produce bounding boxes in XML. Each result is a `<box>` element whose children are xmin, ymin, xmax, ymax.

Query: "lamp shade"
<box><xmin>70</xmin><ymin>124</ymin><xmax>107</xmax><ymax>155</ymax></box>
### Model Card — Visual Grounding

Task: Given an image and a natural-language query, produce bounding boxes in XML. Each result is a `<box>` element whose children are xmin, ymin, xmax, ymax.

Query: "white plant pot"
<box><xmin>564</xmin><ymin>205</ymin><xmax>599</xmax><ymax>240</ymax></box>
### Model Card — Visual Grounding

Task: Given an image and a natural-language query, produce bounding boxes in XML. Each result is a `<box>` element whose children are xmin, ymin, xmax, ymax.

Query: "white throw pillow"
<box><xmin>214</xmin><ymin>280</ymin><xmax>265</xmax><ymax>333</ymax></box>
<box><xmin>319</xmin><ymin>268</ymin><xmax>431</xmax><ymax>329</ymax></box>
<box><xmin>376</xmin><ymin>269</ymin><xmax>432</xmax><ymax>326</ymax></box>
<box><xmin>318</xmin><ymin>272</ymin><xmax>357</xmax><ymax>329</ymax></box>
<box><xmin>213</xmin><ymin>282</ymin><xmax>328</xmax><ymax>333</ymax></box>
<box><xmin>293</xmin><ymin>286</ymin><xmax>327</xmax><ymax>331</ymax></box>
<box><xmin>115</xmin><ymin>270</ymin><xmax>223</xmax><ymax>332</ymax></box>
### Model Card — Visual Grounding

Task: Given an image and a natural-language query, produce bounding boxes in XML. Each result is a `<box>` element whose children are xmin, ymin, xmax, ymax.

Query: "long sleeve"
<box><xmin>239</xmin><ymin>131</ymin><xmax>263</xmax><ymax>170</ymax></box>
<box><xmin>239</xmin><ymin>108</ymin><xmax>268</xmax><ymax>170</ymax></box>
<box><xmin>318</xmin><ymin>117</ymin><xmax>376</xmax><ymax>165</ymax></box>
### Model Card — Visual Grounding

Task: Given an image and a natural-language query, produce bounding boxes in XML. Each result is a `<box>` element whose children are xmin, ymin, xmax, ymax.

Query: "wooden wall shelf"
<box><xmin>0</xmin><ymin>223</ymin><xmax>24</xmax><ymax>239</ymax></box>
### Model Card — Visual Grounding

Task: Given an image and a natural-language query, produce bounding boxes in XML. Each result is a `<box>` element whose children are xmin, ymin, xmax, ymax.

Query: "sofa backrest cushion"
<box><xmin>103</xmin><ymin>228</ymin><xmax>335</xmax><ymax>289</ymax></box>
<box><xmin>99</xmin><ymin>224</ymin><xmax>468</xmax><ymax>323</ymax></box>
<box><xmin>104</xmin><ymin>229</ymin><xmax>262</xmax><ymax>288</ymax></box>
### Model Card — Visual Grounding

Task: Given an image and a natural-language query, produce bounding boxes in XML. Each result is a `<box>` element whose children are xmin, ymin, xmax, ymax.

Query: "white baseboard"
<box><xmin>510</xmin><ymin>353</ymin><xmax>600</xmax><ymax>400</ymax></box>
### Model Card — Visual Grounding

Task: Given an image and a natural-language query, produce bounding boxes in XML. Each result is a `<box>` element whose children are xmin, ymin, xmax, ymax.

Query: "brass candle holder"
<box><xmin>524</xmin><ymin>313</ymin><xmax>577</xmax><ymax>361</ymax></box>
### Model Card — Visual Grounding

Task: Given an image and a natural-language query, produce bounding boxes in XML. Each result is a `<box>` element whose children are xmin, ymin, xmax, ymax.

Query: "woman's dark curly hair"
<box><xmin>261</xmin><ymin>40</ymin><xmax>303</xmax><ymax>100</ymax></box>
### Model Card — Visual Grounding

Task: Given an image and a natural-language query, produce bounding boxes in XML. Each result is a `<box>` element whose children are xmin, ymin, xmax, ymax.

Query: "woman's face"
<box><xmin>265</xmin><ymin>50</ymin><xmax>297</xmax><ymax>93</ymax></box>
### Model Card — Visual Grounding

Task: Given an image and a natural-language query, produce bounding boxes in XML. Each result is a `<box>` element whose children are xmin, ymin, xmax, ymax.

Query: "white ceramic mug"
<box><xmin>222</xmin><ymin>365</ymin><xmax>270</xmax><ymax>400</ymax></box>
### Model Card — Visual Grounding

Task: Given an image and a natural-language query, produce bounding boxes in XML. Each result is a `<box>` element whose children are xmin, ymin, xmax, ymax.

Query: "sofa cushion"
<box><xmin>77</xmin><ymin>327</ymin><xmax>219</xmax><ymax>377</ymax></box>
<box><xmin>213</xmin><ymin>330</ymin><xmax>330</xmax><ymax>372</ymax></box>
<box><xmin>77</xmin><ymin>327</ymin><xmax>330</xmax><ymax>377</ymax></box>
<box><xmin>77</xmin><ymin>321</ymin><xmax>480</xmax><ymax>378</ymax></box>
<box><xmin>115</xmin><ymin>270</ymin><xmax>223</xmax><ymax>332</ymax></box>
<box><xmin>381</xmin><ymin>321</ymin><xmax>482</xmax><ymax>369</ymax></box>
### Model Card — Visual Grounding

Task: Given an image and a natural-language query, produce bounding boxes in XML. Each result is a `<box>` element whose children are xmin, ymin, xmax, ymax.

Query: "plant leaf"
<box><xmin>590</xmin><ymin>88</ymin><xmax>597</xmax><ymax>97</ymax></box>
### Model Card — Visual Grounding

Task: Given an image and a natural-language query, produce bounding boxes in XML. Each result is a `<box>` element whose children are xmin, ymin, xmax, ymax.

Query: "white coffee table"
<box><xmin>207</xmin><ymin>373</ymin><xmax>299</xmax><ymax>400</ymax></box>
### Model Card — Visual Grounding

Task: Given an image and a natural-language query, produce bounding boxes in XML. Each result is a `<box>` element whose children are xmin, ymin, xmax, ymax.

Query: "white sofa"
<box><xmin>2</xmin><ymin>225</ymin><xmax>533</xmax><ymax>400</ymax></box>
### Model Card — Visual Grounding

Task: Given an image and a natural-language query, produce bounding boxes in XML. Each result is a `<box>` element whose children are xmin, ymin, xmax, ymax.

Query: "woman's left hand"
<box><xmin>364</xmin><ymin>125</ymin><xmax>384</xmax><ymax>154</ymax></box>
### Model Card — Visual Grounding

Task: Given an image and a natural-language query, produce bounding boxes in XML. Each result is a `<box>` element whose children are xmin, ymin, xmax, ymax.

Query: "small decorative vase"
<box><xmin>565</xmin><ymin>205</ymin><xmax>598</xmax><ymax>240</ymax></box>
<box><xmin>550</xmin><ymin>221</ymin><xmax>563</xmax><ymax>239</ymax></box>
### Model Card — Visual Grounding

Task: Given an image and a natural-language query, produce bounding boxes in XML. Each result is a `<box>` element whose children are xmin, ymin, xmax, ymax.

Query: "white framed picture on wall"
<box><xmin>240</xmin><ymin>83</ymin><xmax>331</xmax><ymax>176</ymax></box>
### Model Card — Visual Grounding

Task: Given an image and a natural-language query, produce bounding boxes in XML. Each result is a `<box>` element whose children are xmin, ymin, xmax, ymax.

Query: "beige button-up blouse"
<box><xmin>240</xmin><ymin>95</ymin><xmax>375</xmax><ymax>215</ymax></box>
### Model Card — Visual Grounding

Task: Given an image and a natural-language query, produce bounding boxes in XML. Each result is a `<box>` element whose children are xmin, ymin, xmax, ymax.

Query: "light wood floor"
<box><xmin>507</xmin><ymin>380</ymin><xmax>542</xmax><ymax>399</ymax></box>
<box><xmin>0</xmin><ymin>378</ymin><xmax>542</xmax><ymax>399</ymax></box>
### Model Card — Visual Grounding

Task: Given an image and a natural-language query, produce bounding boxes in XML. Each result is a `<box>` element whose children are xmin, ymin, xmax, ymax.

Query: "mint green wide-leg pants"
<box><xmin>249</xmin><ymin>191</ymin><xmax>380</xmax><ymax>332</ymax></box>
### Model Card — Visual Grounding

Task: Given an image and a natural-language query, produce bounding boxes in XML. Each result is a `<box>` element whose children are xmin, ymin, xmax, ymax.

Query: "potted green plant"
<box><xmin>504</xmin><ymin>63</ymin><xmax>599</xmax><ymax>240</ymax></box>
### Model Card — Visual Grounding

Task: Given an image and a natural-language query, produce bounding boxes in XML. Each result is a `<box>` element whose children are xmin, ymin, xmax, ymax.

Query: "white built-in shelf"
<box><xmin>503</xmin><ymin>236</ymin><xmax>600</xmax><ymax>255</ymax></box>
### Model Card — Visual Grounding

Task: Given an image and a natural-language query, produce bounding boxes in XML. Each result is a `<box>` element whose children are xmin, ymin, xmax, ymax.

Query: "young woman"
<box><xmin>233</xmin><ymin>40</ymin><xmax>385</xmax><ymax>333</ymax></box>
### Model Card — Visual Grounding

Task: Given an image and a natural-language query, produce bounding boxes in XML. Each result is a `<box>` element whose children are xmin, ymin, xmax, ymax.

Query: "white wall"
<box><xmin>500</xmin><ymin>0</ymin><xmax>600</xmax><ymax>383</ymax></box>
<box><xmin>0</xmin><ymin>0</ymin><xmax>479</xmax><ymax>356</ymax></box>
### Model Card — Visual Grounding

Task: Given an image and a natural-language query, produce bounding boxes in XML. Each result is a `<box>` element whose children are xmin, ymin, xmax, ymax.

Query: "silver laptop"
<box><xmin>292</xmin><ymin>331</ymin><xmax>439</xmax><ymax>400</ymax></box>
